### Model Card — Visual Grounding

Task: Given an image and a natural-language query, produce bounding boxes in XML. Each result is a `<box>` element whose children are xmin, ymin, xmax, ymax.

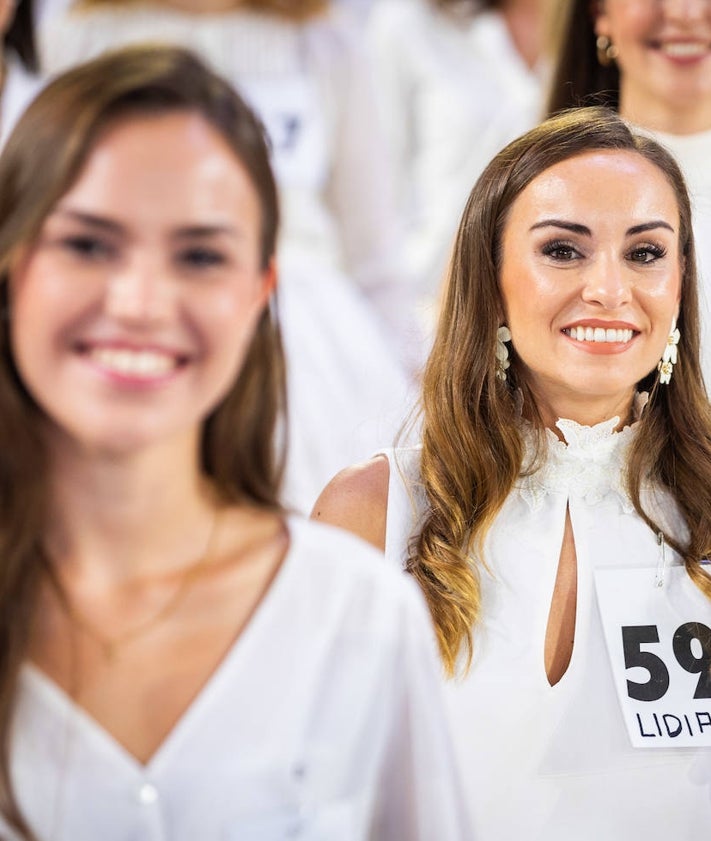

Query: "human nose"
<box><xmin>104</xmin><ymin>258</ymin><xmax>173</xmax><ymax>324</ymax></box>
<box><xmin>581</xmin><ymin>257</ymin><xmax>633</xmax><ymax>309</ymax></box>
<box><xmin>662</xmin><ymin>0</ymin><xmax>709</xmax><ymax>22</ymax></box>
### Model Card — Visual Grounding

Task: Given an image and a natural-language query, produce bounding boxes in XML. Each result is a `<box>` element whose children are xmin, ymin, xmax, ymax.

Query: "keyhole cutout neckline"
<box><xmin>544</xmin><ymin>506</ymin><xmax>578</xmax><ymax>687</ymax></box>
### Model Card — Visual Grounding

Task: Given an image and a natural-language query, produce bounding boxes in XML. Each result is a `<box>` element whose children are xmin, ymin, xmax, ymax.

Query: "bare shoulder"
<box><xmin>310</xmin><ymin>456</ymin><xmax>390</xmax><ymax>552</ymax></box>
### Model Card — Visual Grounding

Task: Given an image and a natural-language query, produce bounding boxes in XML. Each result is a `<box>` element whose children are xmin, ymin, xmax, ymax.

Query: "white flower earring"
<box><xmin>596</xmin><ymin>35</ymin><xmax>619</xmax><ymax>67</ymax></box>
<box><xmin>658</xmin><ymin>319</ymin><xmax>680</xmax><ymax>385</ymax></box>
<box><xmin>496</xmin><ymin>326</ymin><xmax>511</xmax><ymax>381</ymax></box>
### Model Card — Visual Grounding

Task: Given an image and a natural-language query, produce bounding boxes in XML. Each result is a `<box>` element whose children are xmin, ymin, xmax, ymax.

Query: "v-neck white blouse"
<box><xmin>8</xmin><ymin>517</ymin><xmax>470</xmax><ymax>840</ymax></box>
<box><xmin>381</xmin><ymin>417</ymin><xmax>711</xmax><ymax>840</ymax></box>
<box><xmin>0</xmin><ymin>57</ymin><xmax>41</xmax><ymax>149</ymax></box>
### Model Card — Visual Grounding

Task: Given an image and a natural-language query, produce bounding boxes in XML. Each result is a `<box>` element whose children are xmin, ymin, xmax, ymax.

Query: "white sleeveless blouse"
<box><xmin>381</xmin><ymin>415</ymin><xmax>711</xmax><ymax>840</ymax></box>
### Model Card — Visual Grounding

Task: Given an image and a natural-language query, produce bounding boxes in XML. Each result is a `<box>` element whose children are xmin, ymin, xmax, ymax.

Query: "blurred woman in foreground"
<box><xmin>0</xmin><ymin>44</ymin><xmax>468</xmax><ymax>840</ymax></box>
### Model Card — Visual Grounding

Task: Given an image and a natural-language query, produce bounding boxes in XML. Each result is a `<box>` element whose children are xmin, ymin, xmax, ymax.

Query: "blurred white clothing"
<box><xmin>335</xmin><ymin>0</ymin><xmax>376</xmax><ymax>25</ymax></box>
<box><xmin>641</xmin><ymin>127</ymin><xmax>711</xmax><ymax>391</ymax></box>
<box><xmin>0</xmin><ymin>55</ymin><xmax>40</xmax><ymax>147</ymax></box>
<box><xmin>9</xmin><ymin>517</ymin><xmax>472</xmax><ymax>841</ymax></box>
<box><xmin>368</xmin><ymin>0</ymin><xmax>547</xmax><ymax>300</ymax></box>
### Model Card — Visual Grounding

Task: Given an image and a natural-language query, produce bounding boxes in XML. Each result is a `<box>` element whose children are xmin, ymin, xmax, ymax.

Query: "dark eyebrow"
<box><xmin>529</xmin><ymin>220</ymin><xmax>591</xmax><ymax>236</ymax></box>
<box><xmin>626</xmin><ymin>221</ymin><xmax>675</xmax><ymax>235</ymax></box>
<box><xmin>529</xmin><ymin>219</ymin><xmax>676</xmax><ymax>236</ymax></box>
<box><xmin>52</xmin><ymin>210</ymin><xmax>245</xmax><ymax>241</ymax></box>
<box><xmin>53</xmin><ymin>208</ymin><xmax>123</xmax><ymax>234</ymax></box>
<box><xmin>172</xmin><ymin>225</ymin><xmax>244</xmax><ymax>241</ymax></box>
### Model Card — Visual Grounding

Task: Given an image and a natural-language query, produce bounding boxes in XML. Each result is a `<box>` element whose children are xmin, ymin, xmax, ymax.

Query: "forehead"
<box><xmin>506</xmin><ymin>150</ymin><xmax>680</xmax><ymax>232</ymax></box>
<box><xmin>58</xmin><ymin>111</ymin><xmax>260</xmax><ymax>226</ymax></box>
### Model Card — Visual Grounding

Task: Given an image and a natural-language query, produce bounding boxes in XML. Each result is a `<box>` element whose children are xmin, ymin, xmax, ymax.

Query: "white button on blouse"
<box><xmin>137</xmin><ymin>783</ymin><xmax>159</xmax><ymax>806</ymax></box>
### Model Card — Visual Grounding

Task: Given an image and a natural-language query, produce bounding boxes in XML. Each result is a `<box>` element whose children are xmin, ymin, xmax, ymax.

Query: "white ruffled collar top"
<box><xmin>516</xmin><ymin>393</ymin><xmax>648</xmax><ymax>513</ymax></box>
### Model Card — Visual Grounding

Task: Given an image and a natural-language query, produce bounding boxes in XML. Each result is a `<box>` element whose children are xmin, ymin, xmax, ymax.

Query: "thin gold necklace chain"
<box><xmin>50</xmin><ymin>506</ymin><xmax>222</xmax><ymax>662</ymax></box>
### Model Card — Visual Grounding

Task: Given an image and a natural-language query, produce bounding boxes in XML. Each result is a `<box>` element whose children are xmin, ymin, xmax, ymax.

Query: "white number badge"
<box><xmin>595</xmin><ymin>563</ymin><xmax>711</xmax><ymax>748</ymax></box>
<box><xmin>240</xmin><ymin>76</ymin><xmax>326</xmax><ymax>187</ymax></box>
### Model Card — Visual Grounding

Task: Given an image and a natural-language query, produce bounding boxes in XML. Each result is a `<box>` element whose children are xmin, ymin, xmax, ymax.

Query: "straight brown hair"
<box><xmin>546</xmin><ymin>0</ymin><xmax>619</xmax><ymax>116</ymax></box>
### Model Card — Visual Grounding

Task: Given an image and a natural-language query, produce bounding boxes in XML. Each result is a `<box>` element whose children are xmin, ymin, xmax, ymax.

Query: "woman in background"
<box><xmin>0</xmin><ymin>44</ymin><xmax>468</xmax><ymax>840</ymax></box>
<box><xmin>548</xmin><ymin>0</ymin><xmax>711</xmax><ymax>384</ymax></box>
<box><xmin>367</xmin><ymin>0</ymin><xmax>550</xmax><ymax>319</ymax></box>
<box><xmin>1</xmin><ymin>0</ymin><xmax>40</xmax><ymax>145</ymax></box>
<box><xmin>38</xmin><ymin>0</ymin><xmax>419</xmax><ymax>511</ymax></box>
<box><xmin>315</xmin><ymin>107</ymin><xmax>711</xmax><ymax>838</ymax></box>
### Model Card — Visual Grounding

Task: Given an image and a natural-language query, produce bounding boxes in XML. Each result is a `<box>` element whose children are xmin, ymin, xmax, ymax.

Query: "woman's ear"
<box><xmin>592</xmin><ymin>0</ymin><xmax>610</xmax><ymax>39</ymax></box>
<box><xmin>260</xmin><ymin>257</ymin><xmax>278</xmax><ymax>306</ymax></box>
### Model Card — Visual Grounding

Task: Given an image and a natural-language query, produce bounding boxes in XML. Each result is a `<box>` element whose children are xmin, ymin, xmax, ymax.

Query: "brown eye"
<box><xmin>178</xmin><ymin>247</ymin><xmax>226</xmax><ymax>269</ymax></box>
<box><xmin>628</xmin><ymin>244</ymin><xmax>667</xmax><ymax>264</ymax></box>
<box><xmin>541</xmin><ymin>240</ymin><xmax>579</xmax><ymax>261</ymax></box>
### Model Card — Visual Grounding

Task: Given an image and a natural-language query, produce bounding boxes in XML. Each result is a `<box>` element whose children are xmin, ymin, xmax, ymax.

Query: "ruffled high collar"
<box><xmin>516</xmin><ymin>396</ymin><xmax>647</xmax><ymax>513</ymax></box>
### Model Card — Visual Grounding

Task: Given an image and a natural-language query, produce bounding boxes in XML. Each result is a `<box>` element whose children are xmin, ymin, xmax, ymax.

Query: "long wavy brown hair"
<box><xmin>546</xmin><ymin>0</ymin><xmax>619</xmax><ymax>116</ymax></box>
<box><xmin>0</xmin><ymin>44</ymin><xmax>286</xmax><ymax>838</ymax></box>
<box><xmin>75</xmin><ymin>0</ymin><xmax>329</xmax><ymax>19</ymax></box>
<box><xmin>411</xmin><ymin>107</ymin><xmax>711</xmax><ymax>677</ymax></box>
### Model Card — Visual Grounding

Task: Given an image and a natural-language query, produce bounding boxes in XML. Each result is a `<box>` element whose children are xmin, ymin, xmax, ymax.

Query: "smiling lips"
<box><xmin>562</xmin><ymin>326</ymin><xmax>635</xmax><ymax>344</ymax></box>
<box><xmin>657</xmin><ymin>40</ymin><xmax>710</xmax><ymax>61</ymax></box>
<box><xmin>82</xmin><ymin>345</ymin><xmax>185</xmax><ymax>380</ymax></box>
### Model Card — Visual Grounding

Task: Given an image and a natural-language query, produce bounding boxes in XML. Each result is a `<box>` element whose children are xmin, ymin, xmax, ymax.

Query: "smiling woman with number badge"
<box><xmin>314</xmin><ymin>107</ymin><xmax>711</xmax><ymax>839</ymax></box>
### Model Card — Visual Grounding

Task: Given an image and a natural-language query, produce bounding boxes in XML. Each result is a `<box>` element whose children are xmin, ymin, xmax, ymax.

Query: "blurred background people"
<box><xmin>548</xmin><ymin>0</ymin><xmax>711</xmax><ymax>385</ymax></box>
<box><xmin>37</xmin><ymin>0</ymin><xmax>420</xmax><ymax>512</ymax></box>
<box><xmin>367</xmin><ymin>0</ymin><xmax>551</xmax><ymax>326</ymax></box>
<box><xmin>334</xmin><ymin>0</ymin><xmax>374</xmax><ymax>25</ymax></box>
<box><xmin>1</xmin><ymin>0</ymin><xmax>40</xmax><ymax>145</ymax></box>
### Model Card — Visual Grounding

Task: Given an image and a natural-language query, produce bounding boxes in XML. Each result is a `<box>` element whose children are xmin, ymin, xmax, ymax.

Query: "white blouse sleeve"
<box><xmin>365</xmin><ymin>1</ymin><xmax>419</xmax><ymax>238</ymax></box>
<box><xmin>309</xmin><ymin>13</ymin><xmax>426</xmax><ymax>374</ymax></box>
<box><xmin>371</xmin><ymin>578</ymin><xmax>473</xmax><ymax>839</ymax></box>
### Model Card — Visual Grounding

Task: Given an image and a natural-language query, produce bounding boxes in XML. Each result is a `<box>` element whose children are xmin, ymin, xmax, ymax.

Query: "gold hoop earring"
<box><xmin>596</xmin><ymin>35</ymin><xmax>619</xmax><ymax>67</ymax></box>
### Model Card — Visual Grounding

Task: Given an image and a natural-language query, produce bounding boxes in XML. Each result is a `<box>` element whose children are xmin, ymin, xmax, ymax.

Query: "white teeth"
<box><xmin>89</xmin><ymin>347</ymin><xmax>176</xmax><ymax>377</ymax></box>
<box><xmin>564</xmin><ymin>328</ymin><xmax>634</xmax><ymax>344</ymax></box>
<box><xmin>662</xmin><ymin>42</ymin><xmax>708</xmax><ymax>58</ymax></box>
